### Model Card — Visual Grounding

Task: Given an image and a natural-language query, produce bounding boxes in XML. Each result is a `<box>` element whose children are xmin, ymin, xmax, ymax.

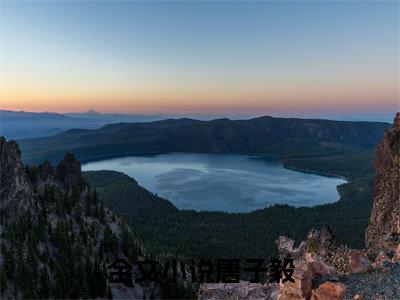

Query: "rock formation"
<box><xmin>365</xmin><ymin>112</ymin><xmax>400</xmax><ymax>253</ymax></box>
<box><xmin>0</xmin><ymin>137</ymin><xmax>161</xmax><ymax>299</ymax></box>
<box><xmin>310</xmin><ymin>282</ymin><xmax>347</xmax><ymax>300</ymax></box>
<box><xmin>197</xmin><ymin>281</ymin><xmax>279</xmax><ymax>300</ymax></box>
<box><xmin>0</xmin><ymin>137</ymin><xmax>33</xmax><ymax>218</ymax></box>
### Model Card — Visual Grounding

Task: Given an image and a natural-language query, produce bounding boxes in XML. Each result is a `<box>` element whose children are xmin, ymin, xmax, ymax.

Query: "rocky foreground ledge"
<box><xmin>198</xmin><ymin>227</ymin><xmax>400</xmax><ymax>300</ymax></box>
<box><xmin>199</xmin><ymin>113</ymin><xmax>400</xmax><ymax>299</ymax></box>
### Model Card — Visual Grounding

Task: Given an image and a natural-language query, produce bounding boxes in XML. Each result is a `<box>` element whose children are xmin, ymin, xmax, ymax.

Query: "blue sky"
<box><xmin>1</xmin><ymin>1</ymin><xmax>399</xmax><ymax>119</ymax></box>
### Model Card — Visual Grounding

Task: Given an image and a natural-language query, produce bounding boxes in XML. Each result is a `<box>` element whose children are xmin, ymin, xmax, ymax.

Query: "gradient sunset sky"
<box><xmin>1</xmin><ymin>1</ymin><xmax>399</xmax><ymax>117</ymax></box>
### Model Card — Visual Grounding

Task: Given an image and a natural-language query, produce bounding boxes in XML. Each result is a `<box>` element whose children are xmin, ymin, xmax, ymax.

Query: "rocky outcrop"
<box><xmin>276</xmin><ymin>230</ymin><xmax>400</xmax><ymax>300</ymax></box>
<box><xmin>0</xmin><ymin>137</ymin><xmax>161</xmax><ymax>299</ymax></box>
<box><xmin>277</xmin><ymin>236</ymin><xmax>306</xmax><ymax>259</ymax></box>
<box><xmin>35</xmin><ymin>154</ymin><xmax>87</xmax><ymax>195</ymax></box>
<box><xmin>310</xmin><ymin>282</ymin><xmax>347</xmax><ymax>300</ymax></box>
<box><xmin>37</xmin><ymin>160</ymin><xmax>56</xmax><ymax>192</ymax></box>
<box><xmin>0</xmin><ymin>137</ymin><xmax>87</xmax><ymax>215</ymax></box>
<box><xmin>278</xmin><ymin>260</ymin><xmax>314</xmax><ymax>300</ymax></box>
<box><xmin>56</xmin><ymin>153</ymin><xmax>86</xmax><ymax>193</ymax></box>
<box><xmin>0</xmin><ymin>138</ymin><xmax>85</xmax><ymax>200</ymax></box>
<box><xmin>372</xmin><ymin>250</ymin><xmax>391</xmax><ymax>269</ymax></box>
<box><xmin>305</xmin><ymin>253</ymin><xmax>336</xmax><ymax>275</ymax></box>
<box><xmin>0</xmin><ymin>138</ymin><xmax>29</xmax><ymax>193</ymax></box>
<box><xmin>347</xmin><ymin>251</ymin><xmax>370</xmax><ymax>273</ymax></box>
<box><xmin>306</xmin><ymin>226</ymin><xmax>335</xmax><ymax>255</ymax></box>
<box><xmin>0</xmin><ymin>137</ymin><xmax>33</xmax><ymax>221</ymax></box>
<box><xmin>365</xmin><ymin>112</ymin><xmax>400</xmax><ymax>254</ymax></box>
<box><xmin>198</xmin><ymin>230</ymin><xmax>400</xmax><ymax>300</ymax></box>
<box><xmin>393</xmin><ymin>244</ymin><xmax>400</xmax><ymax>262</ymax></box>
<box><xmin>197</xmin><ymin>281</ymin><xmax>279</xmax><ymax>300</ymax></box>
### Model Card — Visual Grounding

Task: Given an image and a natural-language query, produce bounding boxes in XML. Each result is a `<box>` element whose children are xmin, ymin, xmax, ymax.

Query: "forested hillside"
<box><xmin>19</xmin><ymin>116</ymin><xmax>390</xmax><ymax>174</ymax></box>
<box><xmin>85</xmin><ymin>169</ymin><xmax>373</xmax><ymax>262</ymax></box>
<box><xmin>82</xmin><ymin>117</ymin><xmax>388</xmax><ymax>261</ymax></box>
<box><xmin>14</xmin><ymin>115</ymin><xmax>393</xmax><ymax>289</ymax></box>
<box><xmin>0</xmin><ymin>138</ymin><xmax>161</xmax><ymax>299</ymax></box>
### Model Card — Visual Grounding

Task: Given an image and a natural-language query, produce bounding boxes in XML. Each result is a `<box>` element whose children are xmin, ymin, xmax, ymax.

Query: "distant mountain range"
<box><xmin>0</xmin><ymin>110</ymin><xmax>168</xmax><ymax>139</ymax></box>
<box><xmin>19</xmin><ymin>115</ymin><xmax>392</xmax><ymax>172</ymax></box>
<box><xmin>64</xmin><ymin>109</ymin><xmax>167</xmax><ymax>122</ymax></box>
<box><xmin>2</xmin><ymin>109</ymin><xmax>394</xmax><ymax>140</ymax></box>
<box><xmin>0</xmin><ymin>109</ymin><xmax>251</xmax><ymax>140</ymax></box>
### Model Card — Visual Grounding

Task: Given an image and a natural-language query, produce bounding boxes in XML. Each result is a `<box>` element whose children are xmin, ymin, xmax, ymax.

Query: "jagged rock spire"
<box><xmin>365</xmin><ymin>112</ymin><xmax>400</xmax><ymax>253</ymax></box>
<box><xmin>56</xmin><ymin>152</ymin><xmax>86</xmax><ymax>192</ymax></box>
<box><xmin>393</xmin><ymin>112</ymin><xmax>400</xmax><ymax>129</ymax></box>
<box><xmin>0</xmin><ymin>137</ymin><xmax>31</xmax><ymax>196</ymax></box>
<box><xmin>0</xmin><ymin>137</ymin><xmax>27</xmax><ymax>191</ymax></box>
<box><xmin>0</xmin><ymin>137</ymin><xmax>33</xmax><ymax>219</ymax></box>
<box><xmin>1</xmin><ymin>137</ymin><xmax>86</xmax><ymax>200</ymax></box>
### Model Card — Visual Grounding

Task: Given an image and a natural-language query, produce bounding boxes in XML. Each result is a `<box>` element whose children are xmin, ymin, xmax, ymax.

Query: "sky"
<box><xmin>1</xmin><ymin>1</ymin><xmax>399</xmax><ymax>118</ymax></box>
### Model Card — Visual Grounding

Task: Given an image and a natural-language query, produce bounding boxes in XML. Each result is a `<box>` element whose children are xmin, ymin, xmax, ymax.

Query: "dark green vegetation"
<box><xmin>0</xmin><ymin>184</ymin><xmax>134</xmax><ymax>299</ymax></box>
<box><xmin>17</xmin><ymin>116</ymin><xmax>392</xmax><ymax>277</ymax></box>
<box><xmin>19</xmin><ymin>116</ymin><xmax>390</xmax><ymax>175</ymax></box>
<box><xmin>283</xmin><ymin>149</ymin><xmax>377</xmax><ymax>181</ymax></box>
<box><xmin>0</xmin><ymin>136</ymin><xmax>196</xmax><ymax>299</ymax></box>
<box><xmin>85</xmin><ymin>167</ymin><xmax>374</xmax><ymax>262</ymax></box>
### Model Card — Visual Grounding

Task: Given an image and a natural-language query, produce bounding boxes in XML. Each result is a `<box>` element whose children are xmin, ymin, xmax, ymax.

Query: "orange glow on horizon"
<box><xmin>2</xmin><ymin>78</ymin><xmax>398</xmax><ymax>115</ymax></box>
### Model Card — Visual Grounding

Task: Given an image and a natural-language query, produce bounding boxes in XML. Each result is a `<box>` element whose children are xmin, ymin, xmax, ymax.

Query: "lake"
<box><xmin>82</xmin><ymin>153</ymin><xmax>346</xmax><ymax>213</ymax></box>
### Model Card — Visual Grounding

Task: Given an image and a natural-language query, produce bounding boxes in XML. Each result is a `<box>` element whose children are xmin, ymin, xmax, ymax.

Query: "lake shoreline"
<box><xmin>79</xmin><ymin>150</ymin><xmax>350</xmax><ymax>182</ymax></box>
<box><xmin>82</xmin><ymin>152</ymin><xmax>346</xmax><ymax>212</ymax></box>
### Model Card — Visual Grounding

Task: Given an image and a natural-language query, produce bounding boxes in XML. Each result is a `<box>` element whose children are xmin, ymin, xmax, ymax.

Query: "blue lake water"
<box><xmin>82</xmin><ymin>153</ymin><xmax>346</xmax><ymax>213</ymax></box>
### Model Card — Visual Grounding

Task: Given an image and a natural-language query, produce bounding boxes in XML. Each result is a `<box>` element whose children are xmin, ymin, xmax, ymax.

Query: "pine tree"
<box><xmin>98</xmin><ymin>202</ymin><xmax>107</xmax><ymax>224</ymax></box>
<box><xmin>39</xmin><ymin>268</ymin><xmax>50</xmax><ymax>299</ymax></box>
<box><xmin>85</xmin><ymin>193</ymin><xmax>93</xmax><ymax>216</ymax></box>
<box><xmin>70</xmin><ymin>185</ymin><xmax>80</xmax><ymax>208</ymax></box>
<box><xmin>89</xmin><ymin>222</ymin><xmax>98</xmax><ymax>240</ymax></box>
<box><xmin>36</xmin><ymin>206</ymin><xmax>48</xmax><ymax>241</ymax></box>
<box><xmin>3</xmin><ymin>246</ymin><xmax>15</xmax><ymax>278</ymax></box>
<box><xmin>79</xmin><ymin>221</ymin><xmax>88</xmax><ymax>245</ymax></box>
<box><xmin>92</xmin><ymin>190</ymin><xmax>99</xmax><ymax>204</ymax></box>
<box><xmin>15</xmin><ymin>256</ymin><xmax>25</xmax><ymax>290</ymax></box>
<box><xmin>85</xmin><ymin>257</ymin><xmax>97</xmax><ymax>299</ymax></box>
<box><xmin>107</xmin><ymin>285</ymin><xmax>113</xmax><ymax>299</ymax></box>
<box><xmin>23</xmin><ymin>267</ymin><xmax>36</xmax><ymax>299</ymax></box>
<box><xmin>0</xmin><ymin>267</ymin><xmax>7</xmax><ymax>295</ymax></box>
<box><xmin>122</xmin><ymin>224</ymin><xmax>133</xmax><ymax>257</ymax></box>
<box><xmin>53</xmin><ymin>260</ymin><xmax>68</xmax><ymax>299</ymax></box>
<box><xmin>53</xmin><ymin>219</ymin><xmax>68</xmax><ymax>248</ymax></box>
<box><xmin>23</xmin><ymin>237</ymin><xmax>39</xmax><ymax>298</ymax></box>
<box><xmin>94</xmin><ymin>257</ymin><xmax>106</xmax><ymax>297</ymax></box>
<box><xmin>70</xmin><ymin>259</ymin><xmax>89</xmax><ymax>299</ymax></box>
